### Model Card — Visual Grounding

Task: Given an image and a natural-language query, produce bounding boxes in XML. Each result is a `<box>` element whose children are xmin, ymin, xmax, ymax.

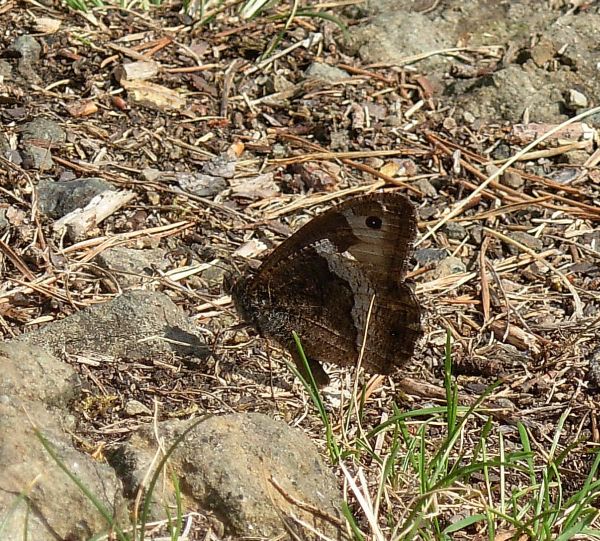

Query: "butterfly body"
<box><xmin>232</xmin><ymin>192</ymin><xmax>422</xmax><ymax>384</ymax></box>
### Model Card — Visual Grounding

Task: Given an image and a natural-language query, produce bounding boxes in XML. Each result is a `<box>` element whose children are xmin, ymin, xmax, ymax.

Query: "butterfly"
<box><xmin>231</xmin><ymin>192</ymin><xmax>422</xmax><ymax>385</ymax></box>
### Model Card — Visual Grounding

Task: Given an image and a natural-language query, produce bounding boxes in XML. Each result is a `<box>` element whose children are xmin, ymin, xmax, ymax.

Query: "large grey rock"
<box><xmin>0</xmin><ymin>342</ymin><xmax>79</xmax><ymax>406</ymax></box>
<box><xmin>0</xmin><ymin>401</ymin><xmax>127</xmax><ymax>541</ymax></box>
<box><xmin>17</xmin><ymin>290</ymin><xmax>209</xmax><ymax>361</ymax></box>
<box><xmin>112</xmin><ymin>413</ymin><xmax>345</xmax><ymax>539</ymax></box>
<box><xmin>0</xmin><ymin>342</ymin><xmax>127</xmax><ymax>541</ymax></box>
<box><xmin>345</xmin><ymin>8</ymin><xmax>453</xmax><ymax>71</ymax></box>
<box><xmin>345</xmin><ymin>1</ymin><xmax>600</xmax><ymax>124</ymax></box>
<box><xmin>451</xmin><ymin>65</ymin><xmax>568</xmax><ymax>124</ymax></box>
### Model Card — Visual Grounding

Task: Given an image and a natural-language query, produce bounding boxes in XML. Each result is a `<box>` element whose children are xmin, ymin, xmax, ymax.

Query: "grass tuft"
<box><xmin>290</xmin><ymin>330</ymin><xmax>600</xmax><ymax>540</ymax></box>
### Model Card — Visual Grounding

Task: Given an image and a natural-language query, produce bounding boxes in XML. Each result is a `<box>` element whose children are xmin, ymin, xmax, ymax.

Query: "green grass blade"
<box><xmin>341</xmin><ymin>501</ymin><xmax>365</xmax><ymax>541</ymax></box>
<box><xmin>442</xmin><ymin>513</ymin><xmax>487</xmax><ymax>534</ymax></box>
<box><xmin>292</xmin><ymin>331</ymin><xmax>341</xmax><ymax>462</ymax></box>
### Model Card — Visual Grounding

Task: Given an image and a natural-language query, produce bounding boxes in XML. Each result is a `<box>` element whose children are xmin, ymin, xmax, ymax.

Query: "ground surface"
<box><xmin>1</xmin><ymin>0</ymin><xmax>599</xmax><ymax>539</ymax></box>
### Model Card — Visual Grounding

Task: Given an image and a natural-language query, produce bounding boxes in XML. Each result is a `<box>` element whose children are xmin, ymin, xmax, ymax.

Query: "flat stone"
<box><xmin>501</xmin><ymin>170</ymin><xmax>524</xmax><ymax>189</ymax></box>
<box><xmin>443</xmin><ymin>222</ymin><xmax>468</xmax><ymax>241</ymax></box>
<box><xmin>8</xmin><ymin>34</ymin><xmax>41</xmax><ymax>82</ymax></box>
<box><xmin>9</xmin><ymin>34</ymin><xmax>41</xmax><ymax>63</ymax></box>
<box><xmin>94</xmin><ymin>246</ymin><xmax>168</xmax><ymax>289</ymax></box>
<box><xmin>18</xmin><ymin>290</ymin><xmax>209</xmax><ymax>361</ymax></box>
<box><xmin>414</xmin><ymin>248</ymin><xmax>447</xmax><ymax>266</ymax></box>
<box><xmin>414</xmin><ymin>178</ymin><xmax>438</xmax><ymax>198</ymax></box>
<box><xmin>568</xmin><ymin>88</ymin><xmax>588</xmax><ymax>109</ymax></box>
<box><xmin>505</xmin><ymin>231</ymin><xmax>543</xmax><ymax>255</ymax></box>
<box><xmin>423</xmin><ymin>256</ymin><xmax>467</xmax><ymax>281</ymax></box>
<box><xmin>20</xmin><ymin>118</ymin><xmax>66</xmax><ymax>170</ymax></box>
<box><xmin>21</xmin><ymin>117</ymin><xmax>66</xmax><ymax>144</ymax></box>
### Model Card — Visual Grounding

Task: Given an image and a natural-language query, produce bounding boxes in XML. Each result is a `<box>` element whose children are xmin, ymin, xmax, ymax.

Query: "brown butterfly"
<box><xmin>231</xmin><ymin>192</ymin><xmax>422</xmax><ymax>385</ymax></box>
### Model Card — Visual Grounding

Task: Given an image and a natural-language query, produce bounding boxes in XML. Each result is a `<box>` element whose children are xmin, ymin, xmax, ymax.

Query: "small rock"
<box><xmin>8</xmin><ymin>35</ymin><xmax>42</xmax><ymax>82</ymax></box>
<box><xmin>199</xmin><ymin>261</ymin><xmax>229</xmax><ymax>288</ymax></box>
<box><xmin>22</xmin><ymin>145</ymin><xmax>53</xmax><ymax>171</ymax></box>
<box><xmin>9</xmin><ymin>34</ymin><xmax>41</xmax><ymax>64</ymax></box>
<box><xmin>141</xmin><ymin>167</ymin><xmax>161</xmax><ymax>181</ymax></box>
<box><xmin>21</xmin><ymin>117</ymin><xmax>66</xmax><ymax>144</ymax></box>
<box><xmin>463</xmin><ymin>111</ymin><xmax>476</xmax><ymax>124</ymax></box>
<box><xmin>230</xmin><ymin>172</ymin><xmax>280</xmax><ymax>200</ymax></box>
<box><xmin>588</xmin><ymin>347</ymin><xmax>600</xmax><ymax>388</ymax></box>
<box><xmin>269</xmin><ymin>73</ymin><xmax>294</xmax><ymax>93</ymax></box>
<box><xmin>202</xmin><ymin>153</ymin><xmax>237</xmax><ymax>179</ymax></box>
<box><xmin>470</xmin><ymin>226</ymin><xmax>484</xmax><ymax>244</ymax></box>
<box><xmin>112</xmin><ymin>413</ymin><xmax>344</xmax><ymax>539</ymax></box>
<box><xmin>304</xmin><ymin>62</ymin><xmax>349</xmax><ymax>83</ymax></box>
<box><xmin>413</xmin><ymin>178</ymin><xmax>437</xmax><ymax>198</ymax></box>
<box><xmin>363</xmin><ymin>101</ymin><xmax>387</xmax><ymax>120</ymax></box>
<box><xmin>94</xmin><ymin>246</ymin><xmax>168</xmax><ymax>290</ymax></box>
<box><xmin>272</xmin><ymin>143</ymin><xmax>287</xmax><ymax>158</ymax></box>
<box><xmin>419</xmin><ymin>204</ymin><xmax>439</xmax><ymax>220</ymax></box>
<box><xmin>146</xmin><ymin>190</ymin><xmax>160</xmax><ymax>205</ymax></box>
<box><xmin>37</xmin><ymin>177</ymin><xmax>115</xmax><ymax>219</ymax></box>
<box><xmin>176</xmin><ymin>171</ymin><xmax>228</xmax><ymax>198</ymax></box>
<box><xmin>443</xmin><ymin>117</ymin><xmax>457</xmax><ymax>131</ymax></box>
<box><xmin>443</xmin><ymin>222</ymin><xmax>467</xmax><ymax>241</ymax></box>
<box><xmin>4</xmin><ymin>106</ymin><xmax>27</xmax><ymax>122</ymax></box>
<box><xmin>505</xmin><ymin>231</ymin><xmax>543</xmax><ymax>255</ymax></box>
<box><xmin>530</xmin><ymin>39</ymin><xmax>555</xmax><ymax>67</ymax></box>
<box><xmin>424</xmin><ymin>256</ymin><xmax>467</xmax><ymax>281</ymax></box>
<box><xmin>233</xmin><ymin>239</ymin><xmax>268</xmax><ymax>259</ymax></box>
<box><xmin>58</xmin><ymin>170</ymin><xmax>77</xmax><ymax>182</ymax></box>
<box><xmin>561</xmin><ymin>151</ymin><xmax>591</xmax><ymax>166</ymax></box>
<box><xmin>567</xmin><ymin>89</ymin><xmax>588</xmax><ymax>109</ymax></box>
<box><xmin>125</xmin><ymin>399</ymin><xmax>152</xmax><ymax>416</ymax></box>
<box><xmin>20</xmin><ymin>118</ymin><xmax>66</xmax><ymax>171</ymax></box>
<box><xmin>414</xmin><ymin>248</ymin><xmax>447</xmax><ymax>266</ymax></box>
<box><xmin>329</xmin><ymin>129</ymin><xmax>349</xmax><ymax>150</ymax></box>
<box><xmin>34</xmin><ymin>16</ymin><xmax>62</xmax><ymax>33</ymax></box>
<box><xmin>501</xmin><ymin>170</ymin><xmax>524</xmax><ymax>189</ymax></box>
<box><xmin>287</xmin><ymin>162</ymin><xmax>340</xmax><ymax>193</ymax></box>
<box><xmin>365</xmin><ymin>157</ymin><xmax>384</xmax><ymax>169</ymax></box>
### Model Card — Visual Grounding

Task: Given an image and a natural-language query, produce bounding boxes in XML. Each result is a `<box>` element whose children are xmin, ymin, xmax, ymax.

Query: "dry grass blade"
<box><xmin>483</xmin><ymin>227</ymin><xmax>583</xmax><ymax>317</ymax></box>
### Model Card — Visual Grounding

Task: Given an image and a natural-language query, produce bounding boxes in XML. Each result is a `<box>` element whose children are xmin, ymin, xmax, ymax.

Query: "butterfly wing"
<box><xmin>232</xmin><ymin>192</ymin><xmax>422</xmax><ymax>381</ymax></box>
<box><xmin>259</xmin><ymin>192</ymin><xmax>417</xmax><ymax>281</ymax></box>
